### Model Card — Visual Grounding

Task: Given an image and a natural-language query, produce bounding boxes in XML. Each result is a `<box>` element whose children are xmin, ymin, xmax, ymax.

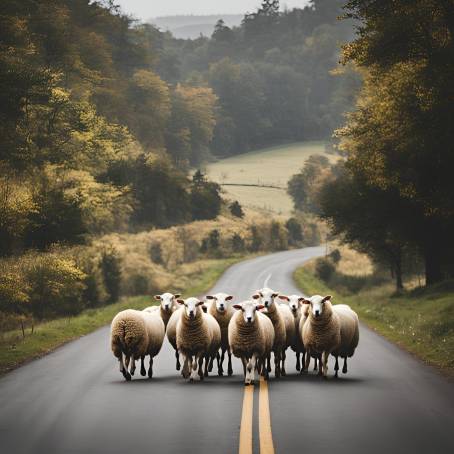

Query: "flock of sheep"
<box><xmin>110</xmin><ymin>288</ymin><xmax>359</xmax><ymax>384</ymax></box>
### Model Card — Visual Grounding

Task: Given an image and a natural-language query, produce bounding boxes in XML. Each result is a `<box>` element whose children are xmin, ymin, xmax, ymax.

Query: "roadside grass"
<box><xmin>0</xmin><ymin>257</ymin><xmax>242</xmax><ymax>376</ymax></box>
<box><xmin>203</xmin><ymin>141</ymin><xmax>337</xmax><ymax>215</ymax></box>
<box><xmin>294</xmin><ymin>264</ymin><xmax>454</xmax><ymax>378</ymax></box>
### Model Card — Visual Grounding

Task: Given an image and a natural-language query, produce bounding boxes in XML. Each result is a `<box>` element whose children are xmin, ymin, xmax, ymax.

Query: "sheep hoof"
<box><xmin>123</xmin><ymin>371</ymin><xmax>131</xmax><ymax>381</ymax></box>
<box><xmin>218</xmin><ymin>370</ymin><xmax>223</xmax><ymax>377</ymax></box>
<box><xmin>228</xmin><ymin>368</ymin><xmax>233</xmax><ymax>376</ymax></box>
<box><xmin>296</xmin><ymin>364</ymin><xmax>301</xmax><ymax>372</ymax></box>
<box><xmin>342</xmin><ymin>366</ymin><xmax>348</xmax><ymax>374</ymax></box>
<box><xmin>176</xmin><ymin>364</ymin><xmax>181</xmax><ymax>371</ymax></box>
<box><xmin>148</xmin><ymin>370</ymin><xmax>153</xmax><ymax>379</ymax></box>
<box><xmin>334</xmin><ymin>371</ymin><xmax>338</xmax><ymax>378</ymax></box>
<box><xmin>140</xmin><ymin>367</ymin><xmax>146</xmax><ymax>377</ymax></box>
<box><xmin>281</xmin><ymin>369</ymin><xmax>286</xmax><ymax>376</ymax></box>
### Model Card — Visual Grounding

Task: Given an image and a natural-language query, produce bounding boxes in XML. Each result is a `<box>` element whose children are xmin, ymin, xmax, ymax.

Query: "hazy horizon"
<box><xmin>114</xmin><ymin>0</ymin><xmax>309</xmax><ymax>20</ymax></box>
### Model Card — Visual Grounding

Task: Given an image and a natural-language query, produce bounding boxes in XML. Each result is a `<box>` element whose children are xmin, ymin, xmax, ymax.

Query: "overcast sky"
<box><xmin>115</xmin><ymin>1</ymin><xmax>309</xmax><ymax>20</ymax></box>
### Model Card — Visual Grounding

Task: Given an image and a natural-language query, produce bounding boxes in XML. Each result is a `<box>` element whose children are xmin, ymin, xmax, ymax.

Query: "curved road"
<box><xmin>1</xmin><ymin>246</ymin><xmax>454</xmax><ymax>454</ymax></box>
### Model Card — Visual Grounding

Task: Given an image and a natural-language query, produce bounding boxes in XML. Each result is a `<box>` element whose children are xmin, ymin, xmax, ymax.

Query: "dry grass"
<box><xmin>328</xmin><ymin>242</ymin><xmax>374</xmax><ymax>276</ymax></box>
<box><xmin>203</xmin><ymin>141</ymin><xmax>338</xmax><ymax>215</ymax></box>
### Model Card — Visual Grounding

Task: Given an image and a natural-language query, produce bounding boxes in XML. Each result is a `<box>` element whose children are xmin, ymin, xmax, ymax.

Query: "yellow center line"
<box><xmin>259</xmin><ymin>376</ymin><xmax>275</xmax><ymax>454</ymax></box>
<box><xmin>239</xmin><ymin>384</ymin><xmax>254</xmax><ymax>454</ymax></box>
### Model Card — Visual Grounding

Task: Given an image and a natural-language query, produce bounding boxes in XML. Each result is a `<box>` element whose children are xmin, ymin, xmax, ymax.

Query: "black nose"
<box><xmin>189</xmin><ymin>311</ymin><xmax>194</xmax><ymax>317</ymax></box>
<box><xmin>315</xmin><ymin>310</ymin><xmax>320</xmax><ymax>317</ymax></box>
<box><xmin>264</xmin><ymin>302</ymin><xmax>269</xmax><ymax>307</ymax></box>
<box><xmin>247</xmin><ymin>316</ymin><xmax>252</xmax><ymax>323</ymax></box>
<box><xmin>220</xmin><ymin>305</ymin><xmax>224</xmax><ymax>310</ymax></box>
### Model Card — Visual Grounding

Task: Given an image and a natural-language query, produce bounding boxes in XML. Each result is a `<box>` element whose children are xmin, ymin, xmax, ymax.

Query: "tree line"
<box><xmin>288</xmin><ymin>0</ymin><xmax>454</xmax><ymax>289</ymax></box>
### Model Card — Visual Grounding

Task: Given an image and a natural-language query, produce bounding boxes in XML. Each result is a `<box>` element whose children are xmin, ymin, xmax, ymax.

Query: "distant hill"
<box><xmin>150</xmin><ymin>15</ymin><xmax>244</xmax><ymax>39</ymax></box>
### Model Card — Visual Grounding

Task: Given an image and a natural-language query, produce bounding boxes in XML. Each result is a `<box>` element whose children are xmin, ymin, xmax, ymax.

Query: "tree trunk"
<box><xmin>395</xmin><ymin>256</ymin><xmax>403</xmax><ymax>292</ymax></box>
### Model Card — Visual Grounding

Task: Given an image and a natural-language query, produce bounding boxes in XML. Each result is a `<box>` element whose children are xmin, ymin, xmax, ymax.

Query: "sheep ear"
<box><xmin>206</xmin><ymin>295</ymin><xmax>215</xmax><ymax>300</ymax></box>
<box><xmin>322</xmin><ymin>295</ymin><xmax>332</xmax><ymax>303</ymax></box>
<box><xmin>177</xmin><ymin>299</ymin><xmax>185</xmax><ymax>305</ymax></box>
<box><xmin>174</xmin><ymin>293</ymin><xmax>181</xmax><ymax>299</ymax></box>
<box><xmin>196</xmin><ymin>301</ymin><xmax>205</xmax><ymax>306</ymax></box>
<box><xmin>298</xmin><ymin>297</ymin><xmax>308</xmax><ymax>304</ymax></box>
<box><xmin>272</xmin><ymin>293</ymin><xmax>279</xmax><ymax>298</ymax></box>
<box><xmin>233</xmin><ymin>304</ymin><xmax>242</xmax><ymax>310</ymax></box>
<box><xmin>252</xmin><ymin>294</ymin><xmax>260</xmax><ymax>300</ymax></box>
<box><xmin>225</xmin><ymin>295</ymin><xmax>233</xmax><ymax>301</ymax></box>
<box><xmin>278</xmin><ymin>295</ymin><xmax>289</xmax><ymax>301</ymax></box>
<box><xmin>256</xmin><ymin>304</ymin><xmax>265</xmax><ymax>310</ymax></box>
<box><xmin>201</xmin><ymin>305</ymin><xmax>208</xmax><ymax>313</ymax></box>
<box><xmin>154</xmin><ymin>295</ymin><xmax>161</xmax><ymax>300</ymax></box>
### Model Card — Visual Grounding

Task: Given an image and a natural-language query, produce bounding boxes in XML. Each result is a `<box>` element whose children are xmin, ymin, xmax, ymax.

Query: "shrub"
<box><xmin>315</xmin><ymin>257</ymin><xmax>336</xmax><ymax>283</ymax></box>
<box><xmin>268</xmin><ymin>221</ymin><xmax>288</xmax><ymax>251</ymax></box>
<box><xmin>100</xmin><ymin>248</ymin><xmax>122</xmax><ymax>303</ymax></box>
<box><xmin>329</xmin><ymin>249</ymin><xmax>341</xmax><ymax>264</ymax></box>
<box><xmin>231</xmin><ymin>233</ymin><xmax>245</xmax><ymax>253</ymax></box>
<box><xmin>24</xmin><ymin>253</ymin><xmax>86</xmax><ymax>319</ymax></box>
<box><xmin>229</xmin><ymin>201</ymin><xmax>244</xmax><ymax>218</ymax></box>
<box><xmin>248</xmin><ymin>224</ymin><xmax>262</xmax><ymax>252</ymax></box>
<box><xmin>285</xmin><ymin>218</ymin><xmax>303</xmax><ymax>245</ymax></box>
<box><xmin>149</xmin><ymin>242</ymin><xmax>163</xmax><ymax>264</ymax></box>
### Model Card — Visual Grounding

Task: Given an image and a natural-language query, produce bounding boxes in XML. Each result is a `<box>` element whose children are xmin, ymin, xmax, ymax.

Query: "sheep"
<box><xmin>302</xmin><ymin>295</ymin><xmax>341</xmax><ymax>378</ymax></box>
<box><xmin>252</xmin><ymin>287</ymin><xmax>286</xmax><ymax>378</ymax></box>
<box><xmin>151</xmin><ymin>292</ymin><xmax>181</xmax><ymax>327</ymax></box>
<box><xmin>205</xmin><ymin>292</ymin><xmax>235</xmax><ymax>376</ymax></box>
<box><xmin>166</xmin><ymin>307</ymin><xmax>184</xmax><ymax>370</ymax></box>
<box><xmin>176</xmin><ymin>297</ymin><xmax>221</xmax><ymax>381</ymax></box>
<box><xmin>110</xmin><ymin>309</ymin><xmax>165</xmax><ymax>380</ymax></box>
<box><xmin>331</xmin><ymin>304</ymin><xmax>359</xmax><ymax>377</ymax></box>
<box><xmin>228</xmin><ymin>300</ymin><xmax>275</xmax><ymax>385</ymax></box>
<box><xmin>279</xmin><ymin>294</ymin><xmax>307</xmax><ymax>371</ymax></box>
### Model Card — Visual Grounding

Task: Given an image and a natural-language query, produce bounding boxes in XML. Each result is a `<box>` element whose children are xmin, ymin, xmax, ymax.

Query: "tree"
<box><xmin>190</xmin><ymin>171</ymin><xmax>222</xmax><ymax>221</ymax></box>
<box><xmin>229</xmin><ymin>201</ymin><xmax>244</xmax><ymax>218</ymax></box>
<box><xmin>101</xmin><ymin>248</ymin><xmax>122</xmax><ymax>303</ymax></box>
<box><xmin>285</xmin><ymin>218</ymin><xmax>303</xmax><ymax>245</ymax></box>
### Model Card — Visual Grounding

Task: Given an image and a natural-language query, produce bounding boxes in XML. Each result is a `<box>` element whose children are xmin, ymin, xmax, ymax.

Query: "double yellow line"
<box><xmin>239</xmin><ymin>377</ymin><xmax>275</xmax><ymax>454</ymax></box>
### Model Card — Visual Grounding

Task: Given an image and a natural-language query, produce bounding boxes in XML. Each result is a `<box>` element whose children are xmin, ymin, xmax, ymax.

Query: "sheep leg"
<box><xmin>175</xmin><ymin>349</ymin><xmax>181</xmax><ymax>371</ymax></box>
<box><xmin>208</xmin><ymin>355</ymin><xmax>214</xmax><ymax>372</ymax></box>
<box><xmin>241</xmin><ymin>357</ymin><xmax>247</xmax><ymax>378</ymax></box>
<box><xmin>148</xmin><ymin>357</ymin><xmax>153</xmax><ymax>379</ymax></box>
<box><xmin>130</xmin><ymin>357</ymin><xmax>136</xmax><ymax>376</ymax></box>
<box><xmin>217</xmin><ymin>352</ymin><xmax>223</xmax><ymax>376</ymax></box>
<box><xmin>227</xmin><ymin>350</ymin><xmax>233</xmax><ymax>376</ymax></box>
<box><xmin>140</xmin><ymin>356</ymin><xmax>146</xmax><ymax>376</ymax></box>
<box><xmin>198</xmin><ymin>355</ymin><xmax>205</xmax><ymax>380</ymax></box>
<box><xmin>189</xmin><ymin>356</ymin><xmax>198</xmax><ymax>382</ymax></box>
<box><xmin>314</xmin><ymin>356</ymin><xmax>319</xmax><ymax>371</ymax></box>
<box><xmin>281</xmin><ymin>349</ymin><xmax>287</xmax><ymax>376</ymax></box>
<box><xmin>334</xmin><ymin>355</ymin><xmax>339</xmax><ymax>378</ymax></box>
<box><xmin>342</xmin><ymin>357</ymin><xmax>348</xmax><ymax>374</ymax></box>
<box><xmin>300</xmin><ymin>351</ymin><xmax>306</xmax><ymax>375</ymax></box>
<box><xmin>262</xmin><ymin>356</ymin><xmax>270</xmax><ymax>381</ymax></box>
<box><xmin>119</xmin><ymin>352</ymin><xmax>131</xmax><ymax>381</ymax></box>
<box><xmin>303</xmin><ymin>350</ymin><xmax>310</xmax><ymax>373</ymax></box>
<box><xmin>205</xmin><ymin>355</ymin><xmax>210</xmax><ymax>377</ymax></box>
<box><xmin>322</xmin><ymin>351</ymin><xmax>329</xmax><ymax>378</ymax></box>
<box><xmin>266</xmin><ymin>354</ymin><xmax>272</xmax><ymax>373</ymax></box>
<box><xmin>181</xmin><ymin>355</ymin><xmax>190</xmax><ymax>379</ymax></box>
<box><xmin>274</xmin><ymin>351</ymin><xmax>281</xmax><ymax>378</ymax></box>
<box><xmin>246</xmin><ymin>355</ymin><xmax>256</xmax><ymax>385</ymax></box>
<box><xmin>296</xmin><ymin>351</ymin><xmax>301</xmax><ymax>372</ymax></box>
<box><xmin>125</xmin><ymin>355</ymin><xmax>130</xmax><ymax>369</ymax></box>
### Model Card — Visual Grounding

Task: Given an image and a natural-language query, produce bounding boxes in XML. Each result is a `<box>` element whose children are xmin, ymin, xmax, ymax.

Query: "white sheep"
<box><xmin>151</xmin><ymin>292</ymin><xmax>181</xmax><ymax>327</ymax></box>
<box><xmin>228</xmin><ymin>300</ymin><xmax>275</xmax><ymax>384</ymax></box>
<box><xmin>110</xmin><ymin>309</ymin><xmax>165</xmax><ymax>380</ymax></box>
<box><xmin>253</xmin><ymin>287</ymin><xmax>286</xmax><ymax>378</ymax></box>
<box><xmin>166</xmin><ymin>306</ymin><xmax>184</xmax><ymax>370</ymax></box>
<box><xmin>331</xmin><ymin>304</ymin><xmax>359</xmax><ymax>377</ymax></box>
<box><xmin>205</xmin><ymin>292</ymin><xmax>235</xmax><ymax>376</ymax></box>
<box><xmin>279</xmin><ymin>294</ymin><xmax>308</xmax><ymax>371</ymax></box>
<box><xmin>302</xmin><ymin>295</ymin><xmax>341</xmax><ymax>378</ymax></box>
<box><xmin>176</xmin><ymin>297</ymin><xmax>221</xmax><ymax>381</ymax></box>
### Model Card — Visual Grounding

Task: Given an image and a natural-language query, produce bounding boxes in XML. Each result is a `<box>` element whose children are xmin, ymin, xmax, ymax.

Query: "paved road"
<box><xmin>1</xmin><ymin>246</ymin><xmax>454</xmax><ymax>454</ymax></box>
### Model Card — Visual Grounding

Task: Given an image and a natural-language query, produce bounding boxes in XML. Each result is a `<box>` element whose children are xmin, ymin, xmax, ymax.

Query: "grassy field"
<box><xmin>204</xmin><ymin>141</ymin><xmax>337</xmax><ymax>214</ymax></box>
<box><xmin>294</xmin><ymin>262</ymin><xmax>454</xmax><ymax>379</ymax></box>
<box><xmin>0</xmin><ymin>257</ymin><xmax>242</xmax><ymax>376</ymax></box>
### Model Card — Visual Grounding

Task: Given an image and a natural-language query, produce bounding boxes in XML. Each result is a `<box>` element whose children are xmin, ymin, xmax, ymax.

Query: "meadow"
<box><xmin>203</xmin><ymin>141</ymin><xmax>337</xmax><ymax>214</ymax></box>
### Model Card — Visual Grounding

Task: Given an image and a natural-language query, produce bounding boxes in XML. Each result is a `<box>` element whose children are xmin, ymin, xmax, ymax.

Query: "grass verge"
<box><xmin>0</xmin><ymin>256</ymin><xmax>243</xmax><ymax>376</ymax></box>
<box><xmin>294</xmin><ymin>263</ymin><xmax>454</xmax><ymax>379</ymax></box>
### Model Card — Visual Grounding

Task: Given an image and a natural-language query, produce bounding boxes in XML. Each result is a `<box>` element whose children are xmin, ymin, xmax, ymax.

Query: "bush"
<box><xmin>229</xmin><ymin>201</ymin><xmax>244</xmax><ymax>218</ymax></box>
<box><xmin>248</xmin><ymin>224</ymin><xmax>263</xmax><ymax>252</ymax></box>
<box><xmin>315</xmin><ymin>257</ymin><xmax>336</xmax><ymax>283</ymax></box>
<box><xmin>268</xmin><ymin>221</ymin><xmax>288</xmax><ymax>251</ymax></box>
<box><xmin>190</xmin><ymin>171</ymin><xmax>222</xmax><ymax>221</ymax></box>
<box><xmin>149</xmin><ymin>242</ymin><xmax>163</xmax><ymax>264</ymax></box>
<box><xmin>329</xmin><ymin>249</ymin><xmax>341</xmax><ymax>264</ymax></box>
<box><xmin>231</xmin><ymin>233</ymin><xmax>245</xmax><ymax>253</ymax></box>
<box><xmin>24</xmin><ymin>253</ymin><xmax>86</xmax><ymax>319</ymax></box>
<box><xmin>285</xmin><ymin>218</ymin><xmax>303</xmax><ymax>245</ymax></box>
<box><xmin>100</xmin><ymin>248</ymin><xmax>122</xmax><ymax>303</ymax></box>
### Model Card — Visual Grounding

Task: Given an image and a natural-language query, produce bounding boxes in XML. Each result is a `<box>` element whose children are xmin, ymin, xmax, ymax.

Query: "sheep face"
<box><xmin>233</xmin><ymin>300</ymin><xmax>265</xmax><ymax>324</ymax></box>
<box><xmin>253</xmin><ymin>287</ymin><xmax>278</xmax><ymax>309</ymax></box>
<box><xmin>279</xmin><ymin>294</ymin><xmax>306</xmax><ymax>314</ymax></box>
<box><xmin>155</xmin><ymin>292</ymin><xmax>181</xmax><ymax>312</ymax></box>
<box><xmin>177</xmin><ymin>297</ymin><xmax>204</xmax><ymax>319</ymax></box>
<box><xmin>206</xmin><ymin>293</ymin><xmax>234</xmax><ymax>313</ymax></box>
<box><xmin>308</xmin><ymin>295</ymin><xmax>332</xmax><ymax>318</ymax></box>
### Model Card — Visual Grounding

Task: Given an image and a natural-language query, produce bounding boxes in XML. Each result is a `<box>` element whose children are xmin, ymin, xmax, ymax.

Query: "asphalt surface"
<box><xmin>1</xmin><ymin>246</ymin><xmax>454</xmax><ymax>454</ymax></box>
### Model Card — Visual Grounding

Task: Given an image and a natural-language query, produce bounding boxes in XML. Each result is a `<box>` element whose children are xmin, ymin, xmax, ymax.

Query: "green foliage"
<box><xmin>190</xmin><ymin>171</ymin><xmax>222</xmax><ymax>221</ymax></box>
<box><xmin>285</xmin><ymin>218</ymin><xmax>303</xmax><ymax>245</ymax></box>
<box><xmin>315</xmin><ymin>257</ymin><xmax>336</xmax><ymax>283</ymax></box>
<box><xmin>100</xmin><ymin>248</ymin><xmax>122</xmax><ymax>304</ymax></box>
<box><xmin>229</xmin><ymin>201</ymin><xmax>244</xmax><ymax>218</ymax></box>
